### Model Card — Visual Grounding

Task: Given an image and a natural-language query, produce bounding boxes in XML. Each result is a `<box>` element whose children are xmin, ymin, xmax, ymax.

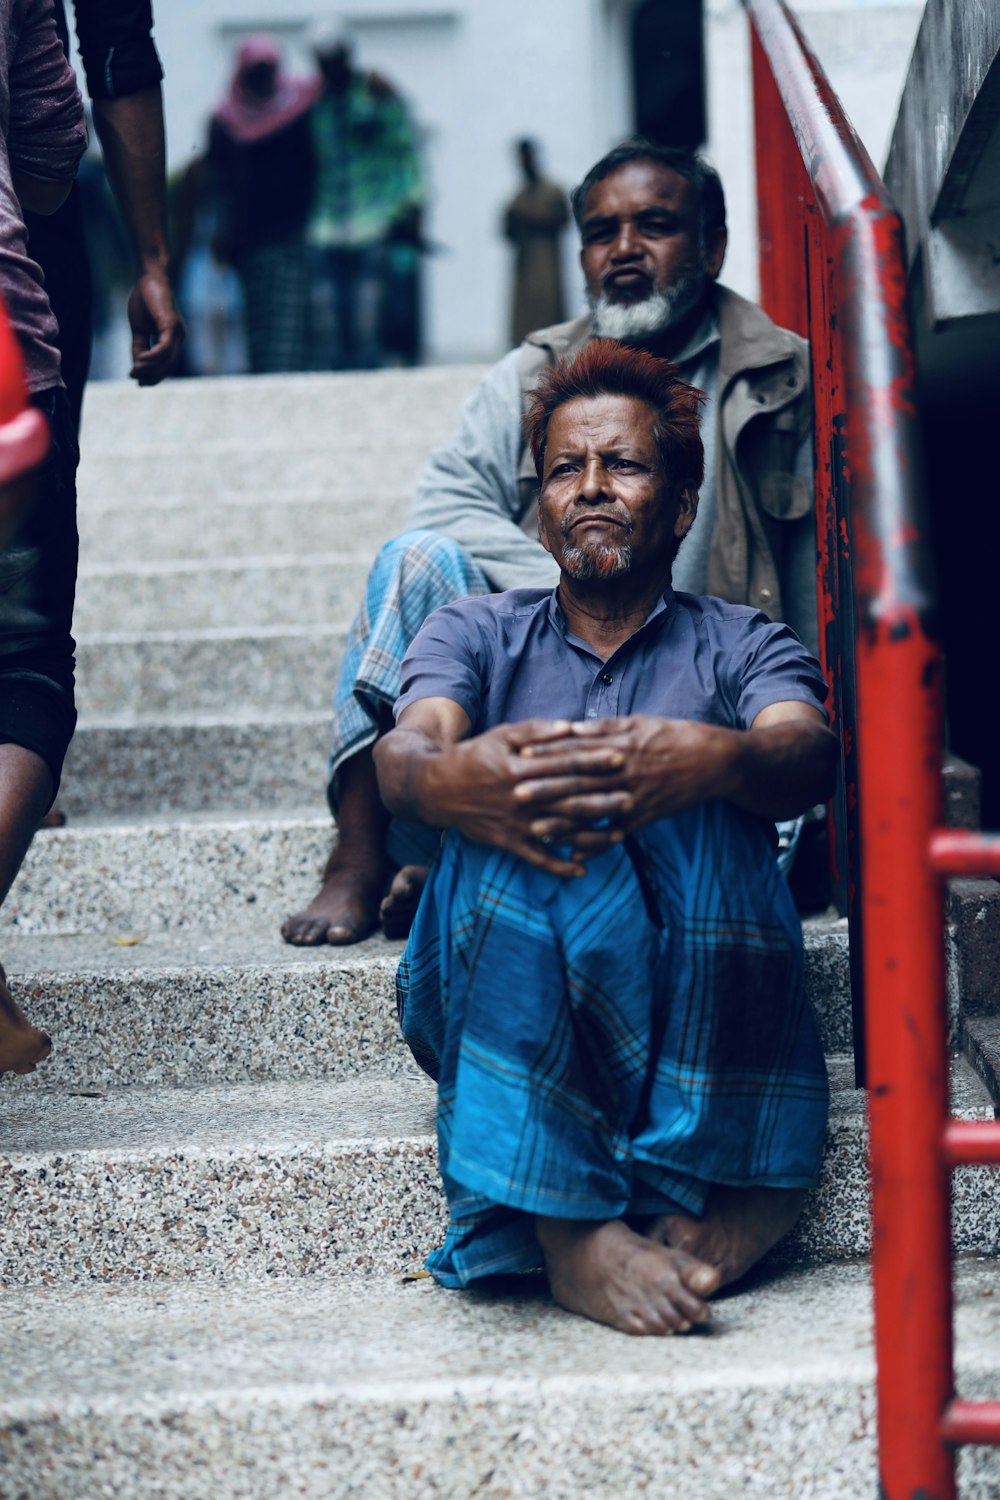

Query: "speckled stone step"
<box><xmin>77</xmin><ymin>368</ymin><xmax>484</xmax><ymax>460</ymax></box>
<box><xmin>59</xmin><ymin>713</ymin><xmax>328</xmax><ymax>818</ymax></box>
<box><xmin>2</xmin><ymin>929</ymin><xmax>407</xmax><ymax>1090</ymax></box>
<box><xmin>74</xmin><ymin>625</ymin><xmax>346</xmax><ymax>718</ymax></box>
<box><xmin>2</xmin><ymin>1060</ymin><xmax>997</xmax><ymax>1288</ymax></box>
<box><xmin>75</xmin><ymin>369</ymin><xmax>483</xmax><ymax>509</ymax></box>
<box><xmin>74</xmin><ymin>553</ymin><xmax>372</xmax><ymax>633</ymax></box>
<box><xmin>2</xmin><ymin>1263</ymin><xmax>999</xmax><ymax>1499</ymax></box>
<box><xmin>2</xmin><ymin>812</ymin><xmax>334</xmax><ymax>936</ymax></box>
<box><xmin>0</xmin><ymin>920</ymin><xmax>849</xmax><ymax>1091</ymax></box>
<box><xmin>78</xmin><ymin>494</ymin><xmax>406</xmax><ymax>566</ymax></box>
<box><xmin>78</xmin><ymin>446</ymin><xmax>430</xmax><ymax>507</ymax></box>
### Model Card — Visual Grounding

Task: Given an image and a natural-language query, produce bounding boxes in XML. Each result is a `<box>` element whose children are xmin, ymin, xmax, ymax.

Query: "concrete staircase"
<box><xmin>1</xmin><ymin>371</ymin><xmax>997</xmax><ymax>1499</ymax></box>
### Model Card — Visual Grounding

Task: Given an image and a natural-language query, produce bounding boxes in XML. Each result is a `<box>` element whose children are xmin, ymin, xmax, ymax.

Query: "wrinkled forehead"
<box><xmin>581</xmin><ymin>161</ymin><xmax>698</xmax><ymax>225</ymax></box>
<box><xmin>544</xmin><ymin>394</ymin><xmax>660</xmax><ymax>456</ymax></box>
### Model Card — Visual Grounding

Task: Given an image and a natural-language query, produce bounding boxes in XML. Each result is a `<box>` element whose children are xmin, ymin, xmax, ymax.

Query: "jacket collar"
<box><xmin>715</xmin><ymin>283</ymin><xmax>800</xmax><ymax>386</ymax></box>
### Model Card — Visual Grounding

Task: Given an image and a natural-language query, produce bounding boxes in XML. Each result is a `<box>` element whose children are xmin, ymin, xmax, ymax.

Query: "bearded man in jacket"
<box><xmin>282</xmin><ymin>138</ymin><xmax>815</xmax><ymax>949</ymax></box>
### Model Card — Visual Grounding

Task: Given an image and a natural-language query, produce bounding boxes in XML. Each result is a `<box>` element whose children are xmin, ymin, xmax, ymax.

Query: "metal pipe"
<box><xmin>929</xmin><ymin>829</ymin><xmax>1000</xmax><ymax>877</ymax></box>
<box><xmin>940</xmin><ymin>1401</ymin><xmax>1000</xmax><ymax>1446</ymax></box>
<box><xmin>746</xmin><ymin>4</ymin><xmax>955</xmax><ymax>1494</ymax></box>
<box><xmin>942</xmin><ymin>1121</ymin><xmax>1000</xmax><ymax>1167</ymax></box>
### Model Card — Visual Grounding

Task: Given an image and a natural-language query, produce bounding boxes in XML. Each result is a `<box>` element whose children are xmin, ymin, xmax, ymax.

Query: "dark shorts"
<box><xmin>0</xmin><ymin>385</ymin><xmax>79</xmax><ymax>796</ymax></box>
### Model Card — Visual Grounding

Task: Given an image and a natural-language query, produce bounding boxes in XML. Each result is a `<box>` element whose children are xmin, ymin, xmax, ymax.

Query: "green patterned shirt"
<box><xmin>307</xmin><ymin>76</ymin><xmax>423</xmax><ymax>250</ymax></box>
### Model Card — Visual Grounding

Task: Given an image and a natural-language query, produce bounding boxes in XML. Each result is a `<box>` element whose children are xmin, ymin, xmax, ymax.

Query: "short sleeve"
<box><xmin>7</xmin><ymin>0</ymin><xmax>86</xmax><ymax>182</ymax></box>
<box><xmin>728</xmin><ymin>613</ymin><xmax>829</xmax><ymax>728</ymax></box>
<box><xmin>70</xmin><ymin>0</ymin><xmax>164</xmax><ymax>101</ymax></box>
<box><xmin>395</xmin><ymin>601</ymin><xmax>492</xmax><ymax>727</ymax></box>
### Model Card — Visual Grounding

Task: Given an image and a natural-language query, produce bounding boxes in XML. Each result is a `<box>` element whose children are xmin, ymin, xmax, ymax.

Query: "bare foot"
<box><xmin>646</xmin><ymin>1184</ymin><xmax>808</xmax><ymax>1287</ymax></box>
<box><xmin>379</xmin><ymin>864</ymin><xmax>428</xmax><ymax>940</ymax></box>
<box><xmin>281</xmin><ymin>847</ymin><xmax>385</xmax><ymax>946</ymax></box>
<box><xmin>536</xmin><ymin>1216</ymin><xmax>720</xmax><ymax>1336</ymax></box>
<box><xmin>0</xmin><ymin>962</ymin><xmax>51</xmax><ymax>1077</ymax></box>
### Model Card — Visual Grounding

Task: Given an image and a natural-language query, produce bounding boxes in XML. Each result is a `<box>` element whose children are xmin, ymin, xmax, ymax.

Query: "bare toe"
<box><xmin>536</xmin><ymin>1217</ymin><xmax>718</xmax><ymax>1336</ymax></box>
<box><xmin>281</xmin><ymin>913</ymin><xmax>333</xmax><ymax>946</ymax></box>
<box><xmin>0</xmin><ymin>964</ymin><xmax>52</xmax><ymax>1076</ymax></box>
<box><xmin>379</xmin><ymin>864</ymin><xmax>428</xmax><ymax>940</ymax></box>
<box><xmin>281</xmin><ymin>861</ymin><xmax>384</xmax><ymax>947</ymax></box>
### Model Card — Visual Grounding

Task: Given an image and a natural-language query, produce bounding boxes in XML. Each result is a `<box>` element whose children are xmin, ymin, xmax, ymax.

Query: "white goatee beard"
<box><xmin>588</xmin><ymin>268</ymin><xmax>706</xmax><ymax>341</ymax></box>
<box><xmin>560</xmin><ymin>541</ymin><xmax>634</xmax><ymax>581</ymax></box>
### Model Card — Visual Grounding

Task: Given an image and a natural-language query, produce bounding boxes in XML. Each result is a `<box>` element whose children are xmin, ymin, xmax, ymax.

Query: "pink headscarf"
<box><xmin>213</xmin><ymin>35</ymin><xmax>320</xmax><ymax>145</ymax></box>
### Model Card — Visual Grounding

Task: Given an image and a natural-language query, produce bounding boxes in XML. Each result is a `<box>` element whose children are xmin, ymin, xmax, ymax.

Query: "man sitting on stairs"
<box><xmin>374</xmin><ymin>343</ymin><xmax>836</xmax><ymax>1334</ymax></box>
<box><xmin>282</xmin><ymin>139</ymin><xmax>815</xmax><ymax>948</ymax></box>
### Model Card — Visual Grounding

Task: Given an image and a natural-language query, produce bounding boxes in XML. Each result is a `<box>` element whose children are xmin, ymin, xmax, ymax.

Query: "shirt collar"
<box><xmin>547</xmin><ymin>584</ymin><xmax>676</xmax><ymax>651</ymax></box>
<box><xmin>671</xmin><ymin>299</ymin><xmax>721</xmax><ymax>371</ymax></box>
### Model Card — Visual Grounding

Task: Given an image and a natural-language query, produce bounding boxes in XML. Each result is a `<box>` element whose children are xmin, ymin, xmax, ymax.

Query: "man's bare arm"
<box><xmin>91</xmin><ymin>86</ymin><xmax>185</xmax><ymax>383</ymax></box>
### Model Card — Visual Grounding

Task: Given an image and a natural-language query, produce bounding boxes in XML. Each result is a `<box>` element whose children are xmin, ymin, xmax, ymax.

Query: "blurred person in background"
<box><xmin>24</xmin><ymin>0</ymin><xmax>185</xmax><ymax>429</ymax></box>
<box><xmin>168</xmin><ymin>153</ymin><xmax>247</xmax><ymax>378</ymax></box>
<box><xmin>503</xmin><ymin>138</ymin><xmax>569</xmax><ymax>346</ymax></box>
<box><xmin>209</xmin><ymin>35</ymin><xmax>319</xmax><ymax>375</ymax></box>
<box><xmin>306</xmin><ymin>17</ymin><xmax>424</xmax><ymax>371</ymax></box>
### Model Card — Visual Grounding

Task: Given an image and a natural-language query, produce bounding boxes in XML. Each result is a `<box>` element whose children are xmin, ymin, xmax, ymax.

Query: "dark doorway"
<box><xmin>631</xmin><ymin>0</ymin><xmax>706</xmax><ymax>148</ymax></box>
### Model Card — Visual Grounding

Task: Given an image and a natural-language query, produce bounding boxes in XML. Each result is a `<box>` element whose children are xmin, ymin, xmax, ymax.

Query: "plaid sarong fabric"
<box><xmin>398</xmin><ymin>805</ymin><xmax>829</xmax><ymax>1287</ymax></box>
<box><xmin>329</xmin><ymin>529</ymin><xmax>489</xmax><ymax>867</ymax></box>
<box><xmin>238</xmin><ymin>239</ymin><xmax>311</xmax><ymax>374</ymax></box>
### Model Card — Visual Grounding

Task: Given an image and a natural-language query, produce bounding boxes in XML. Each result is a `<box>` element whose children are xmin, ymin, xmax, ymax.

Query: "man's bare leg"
<box><xmin>282</xmin><ymin>746</ymin><xmax>390</xmax><ymax>945</ymax></box>
<box><xmin>0</xmin><ymin>743</ymin><xmax>54</xmax><ymax>1074</ymax></box>
<box><xmin>646</xmin><ymin>1185</ymin><xmax>808</xmax><ymax>1287</ymax></box>
<box><xmin>536</xmin><ymin>1215</ymin><xmax>721</xmax><ymax>1336</ymax></box>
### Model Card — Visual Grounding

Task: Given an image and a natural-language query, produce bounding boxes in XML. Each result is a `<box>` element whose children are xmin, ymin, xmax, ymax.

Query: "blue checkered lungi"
<box><xmin>329</xmin><ymin>529</ymin><xmax>489</xmax><ymax>867</ymax></box>
<box><xmin>397</xmin><ymin>801</ymin><xmax>829</xmax><ymax>1287</ymax></box>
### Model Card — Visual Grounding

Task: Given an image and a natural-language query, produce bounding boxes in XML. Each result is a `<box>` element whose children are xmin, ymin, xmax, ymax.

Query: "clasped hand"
<box><xmin>437</xmin><ymin>715</ymin><xmax>734</xmax><ymax>877</ymax></box>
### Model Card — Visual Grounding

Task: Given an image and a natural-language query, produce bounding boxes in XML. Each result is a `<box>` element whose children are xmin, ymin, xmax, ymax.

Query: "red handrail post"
<box><xmin>746</xmin><ymin>3</ymin><xmax>957</xmax><ymax>1494</ymax></box>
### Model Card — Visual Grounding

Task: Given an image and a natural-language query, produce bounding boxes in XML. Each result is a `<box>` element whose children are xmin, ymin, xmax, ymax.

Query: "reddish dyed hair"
<box><xmin>525</xmin><ymin>339</ymin><xmax>705</xmax><ymax>494</ymax></box>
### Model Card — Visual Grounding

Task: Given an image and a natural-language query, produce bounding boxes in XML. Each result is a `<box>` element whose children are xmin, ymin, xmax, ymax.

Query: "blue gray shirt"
<box><xmin>396</xmin><ymin>586</ymin><xmax>828</xmax><ymax>734</ymax></box>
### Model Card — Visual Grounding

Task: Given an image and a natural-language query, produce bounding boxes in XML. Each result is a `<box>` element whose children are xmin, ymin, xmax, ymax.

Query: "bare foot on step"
<box><xmin>646</xmin><ymin>1184</ymin><xmax>808</xmax><ymax>1287</ymax></box>
<box><xmin>536</xmin><ymin>1216</ymin><xmax>720</xmax><ymax>1335</ymax></box>
<box><xmin>0</xmin><ymin>962</ymin><xmax>50</xmax><ymax>1076</ymax></box>
<box><xmin>281</xmin><ymin>848</ymin><xmax>385</xmax><ymax>946</ymax></box>
<box><xmin>379</xmin><ymin>864</ymin><xmax>428</xmax><ymax>939</ymax></box>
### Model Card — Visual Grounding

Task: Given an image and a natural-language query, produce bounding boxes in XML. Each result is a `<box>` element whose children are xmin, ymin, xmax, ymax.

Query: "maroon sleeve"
<box><xmin>7</xmin><ymin>0</ymin><xmax>87</xmax><ymax>182</ymax></box>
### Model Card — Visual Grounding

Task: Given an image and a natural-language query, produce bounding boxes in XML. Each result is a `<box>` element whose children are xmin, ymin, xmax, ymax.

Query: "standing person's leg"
<box><xmin>353</xmin><ymin>243</ymin><xmax>386</xmax><ymax>370</ymax></box>
<box><xmin>281</xmin><ymin>529</ymin><xmax>489</xmax><ymax>945</ymax></box>
<box><xmin>25</xmin><ymin>188</ymin><xmax>92</xmax><ymax>432</ymax></box>
<box><xmin>0</xmin><ymin>386</ymin><xmax>79</xmax><ymax>1073</ymax></box>
<box><xmin>240</xmin><ymin>240</ymin><xmax>312</xmax><ymax>374</ymax></box>
<box><xmin>0</xmin><ymin>743</ymin><xmax>54</xmax><ymax>1072</ymax></box>
<box><xmin>330</xmin><ymin>247</ymin><xmax>356</xmax><ymax>371</ymax></box>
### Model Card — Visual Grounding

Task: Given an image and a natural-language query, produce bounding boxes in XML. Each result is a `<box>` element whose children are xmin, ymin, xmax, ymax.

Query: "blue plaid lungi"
<box><xmin>329</xmin><ymin>529</ymin><xmax>489</xmax><ymax>867</ymax></box>
<box><xmin>397</xmin><ymin>800</ymin><xmax>829</xmax><ymax>1287</ymax></box>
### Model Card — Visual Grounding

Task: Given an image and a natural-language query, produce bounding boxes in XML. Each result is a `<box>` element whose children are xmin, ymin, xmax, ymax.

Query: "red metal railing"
<box><xmin>745</xmin><ymin>2</ymin><xmax>1000</xmax><ymax>1495</ymax></box>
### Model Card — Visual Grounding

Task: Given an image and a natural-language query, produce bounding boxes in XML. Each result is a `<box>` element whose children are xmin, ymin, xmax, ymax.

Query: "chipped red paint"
<box><xmin>748</xmin><ymin>0</ymin><xmax>1000</xmax><ymax>1493</ymax></box>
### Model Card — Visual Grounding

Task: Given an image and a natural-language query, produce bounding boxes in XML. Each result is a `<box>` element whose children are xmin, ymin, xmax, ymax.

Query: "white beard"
<box><xmin>588</xmin><ymin>267</ymin><xmax>706</xmax><ymax>341</ymax></box>
<box><xmin>560</xmin><ymin>540</ymin><xmax>634</xmax><ymax>581</ymax></box>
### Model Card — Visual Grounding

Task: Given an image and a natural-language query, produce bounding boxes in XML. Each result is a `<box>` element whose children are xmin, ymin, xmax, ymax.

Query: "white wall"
<box><xmin>137</xmin><ymin>0</ymin><xmax>925</xmax><ymax>362</ymax></box>
<box><xmin>702</xmin><ymin>0</ymin><xmax>925</xmax><ymax>304</ymax></box>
